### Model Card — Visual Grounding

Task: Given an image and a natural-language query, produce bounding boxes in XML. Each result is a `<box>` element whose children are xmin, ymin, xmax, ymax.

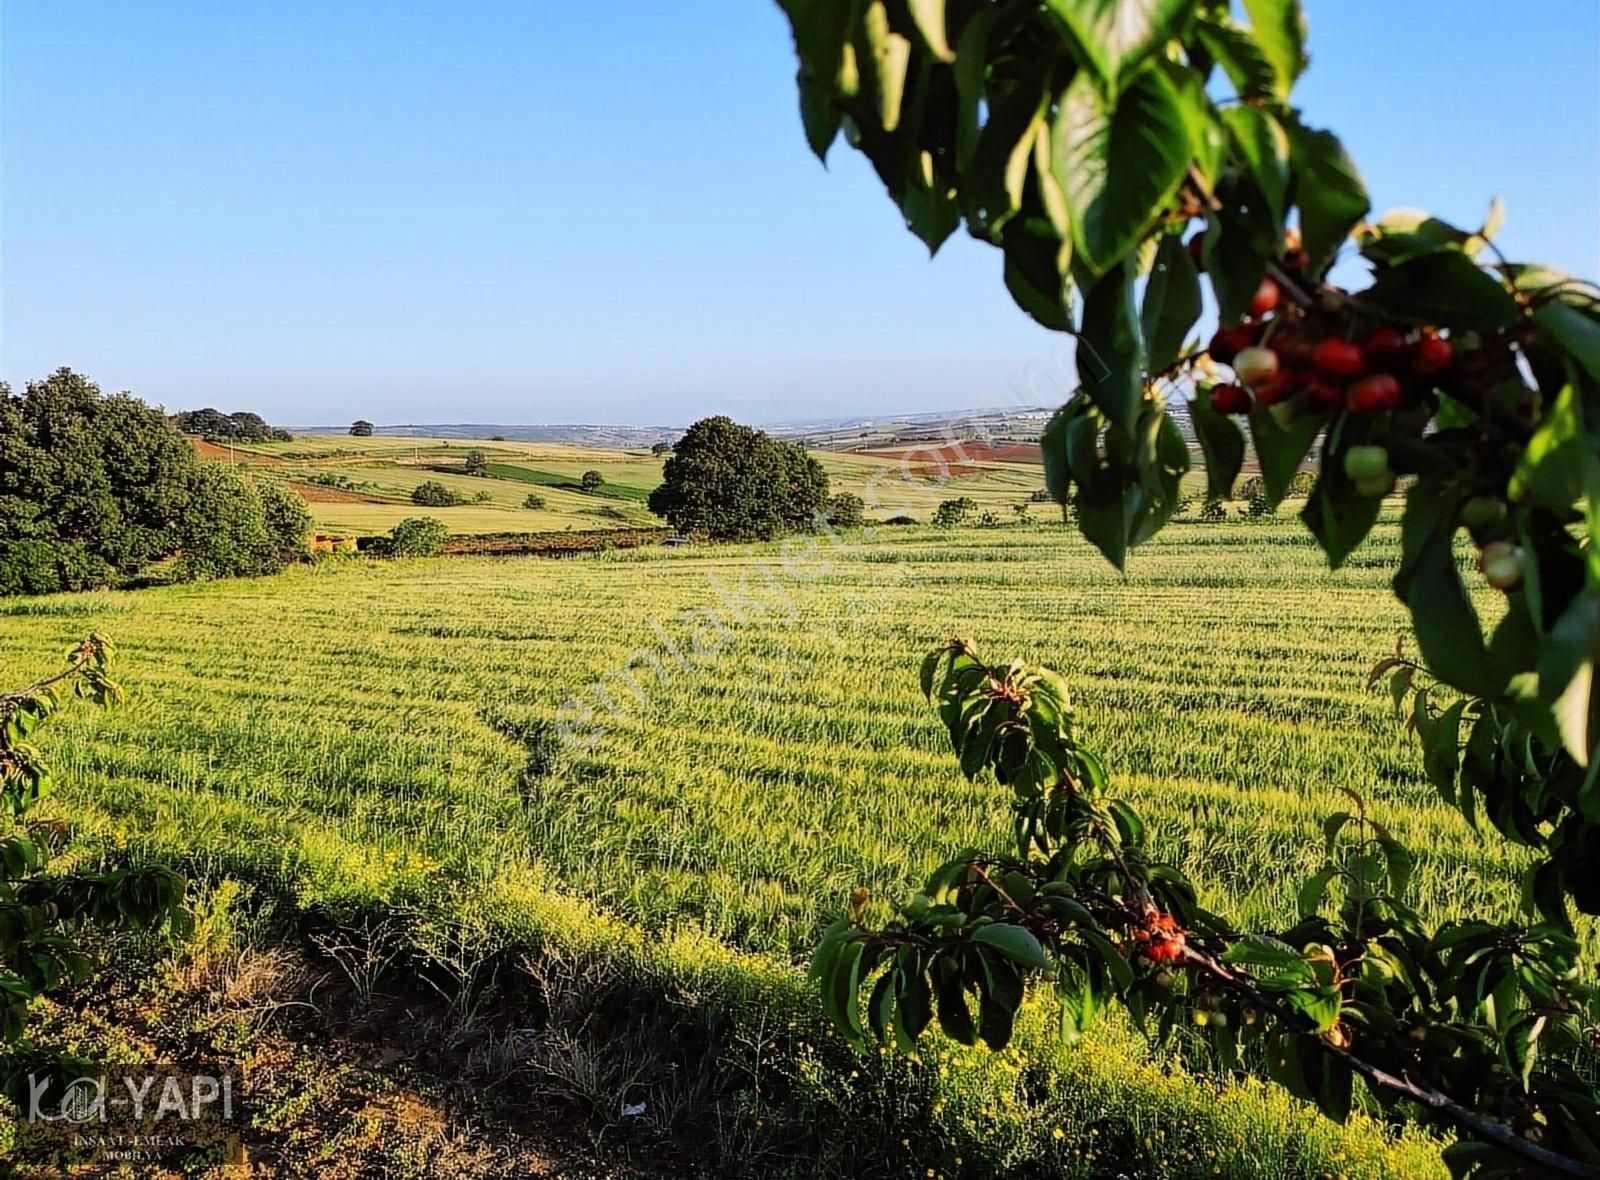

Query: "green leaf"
<box><xmin>952</xmin><ymin>7</ymin><xmax>993</xmax><ymax>169</ymax></box>
<box><xmin>1075</xmin><ymin>468</ymin><xmax>1138</xmax><ymax>571</ymax></box>
<box><xmin>1002</xmin><ymin>220</ymin><xmax>1074</xmax><ymax>330</ymax></box>
<box><xmin>1194</xmin><ymin>16</ymin><xmax>1277</xmax><ymax>101</ymax></box>
<box><xmin>1247</xmin><ymin>401</ymin><xmax>1322</xmax><ymax>507</ymax></box>
<box><xmin>1287</xmin><ymin>121</ymin><xmax>1367</xmax><ymax>274</ymax></box>
<box><xmin>1077</xmin><ymin>262</ymin><xmax>1144</xmax><ymax>438</ymax></box>
<box><xmin>1043</xmin><ymin>0</ymin><xmax>1191</xmax><ymax>94</ymax></box>
<box><xmin>1538</xmin><ymin>590</ymin><xmax>1600</xmax><ymax>765</ymax></box>
<box><xmin>1405</xmin><ymin>535</ymin><xmax>1489</xmax><ymax>697</ymax></box>
<box><xmin>905</xmin><ymin>0</ymin><xmax>954</xmax><ymax>61</ymax></box>
<box><xmin>1510</xmin><ymin>383</ymin><xmax>1597</xmax><ymax>514</ymax></box>
<box><xmin>1221</xmin><ymin>106</ymin><xmax>1290</xmax><ymax>231</ymax></box>
<box><xmin>1041</xmin><ymin>403</ymin><xmax>1073</xmax><ymax>504</ymax></box>
<box><xmin>934</xmin><ymin>958</ymin><xmax>977</xmax><ymax>1044</ymax></box>
<box><xmin>779</xmin><ymin>0</ymin><xmax>855</xmax><ymax>93</ymax></box>
<box><xmin>1297</xmin><ymin>865</ymin><xmax>1338</xmax><ymax>918</ymax></box>
<box><xmin>963</xmin><ymin>67</ymin><xmax>1048</xmax><ymax>238</ymax></box>
<box><xmin>1282</xmin><ymin>985</ymin><xmax>1342</xmax><ymax>1033</ymax></box>
<box><xmin>1240</xmin><ymin>0</ymin><xmax>1307</xmax><ymax>97</ymax></box>
<box><xmin>1189</xmin><ymin>394</ymin><xmax>1245</xmax><ymax>501</ymax></box>
<box><xmin>1052</xmin><ymin>66</ymin><xmax>1190</xmax><ymax>277</ymax></box>
<box><xmin>1300</xmin><ymin>459</ymin><xmax>1381</xmax><ymax>570</ymax></box>
<box><xmin>860</xmin><ymin>1</ymin><xmax>911</xmax><ymax>133</ymax></box>
<box><xmin>1364</xmin><ymin>251</ymin><xmax>1520</xmax><ymax>333</ymax></box>
<box><xmin>830</xmin><ymin>937</ymin><xmax>867</xmax><ymax>1040</ymax></box>
<box><xmin>971</xmin><ymin>922</ymin><xmax>1051</xmax><ymax>971</ymax></box>
<box><xmin>1534</xmin><ymin>301</ymin><xmax>1600</xmax><ymax>385</ymax></box>
<box><xmin>1141</xmin><ymin>233</ymin><xmax>1201</xmax><ymax>374</ymax></box>
<box><xmin>1223</xmin><ymin>933</ymin><xmax>1312</xmax><ymax>979</ymax></box>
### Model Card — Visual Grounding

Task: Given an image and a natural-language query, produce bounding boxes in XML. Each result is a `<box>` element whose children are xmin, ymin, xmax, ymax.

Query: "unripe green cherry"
<box><xmin>1353</xmin><ymin>473</ymin><xmax>1395</xmax><ymax>498</ymax></box>
<box><xmin>1460</xmin><ymin>496</ymin><xmax>1506</xmax><ymax>531</ymax></box>
<box><xmin>1209</xmin><ymin>1011</ymin><xmax>1229</xmax><ymax>1029</ymax></box>
<box><xmin>1342</xmin><ymin>444</ymin><xmax>1391</xmax><ymax>482</ymax></box>
<box><xmin>1192</xmin><ymin>1009</ymin><xmax>1211</xmax><ymax>1027</ymax></box>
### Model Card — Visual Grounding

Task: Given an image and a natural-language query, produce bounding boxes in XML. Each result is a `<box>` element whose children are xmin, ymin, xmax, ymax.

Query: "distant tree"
<box><xmin>1013</xmin><ymin>503</ymin><xmax>1030</xmax><ymax>522</ymax></box>
<box><xmin>932</xmin><ymin>497</ymin><xmax>978</xmax><ymax>528</ymax></box>
<box><xmin>647</xmin><ymin>416</ymin><xmax>829</xmax><ymax>541</ymax></box>
<box><xmin>350</xmin><ymin>420</ymin><xmax>374</xmax><ymax>437</ymax></box>
<box><xmin>580</xmin><ymin>469</ymin><xmax>604</xmax><ymax>492</ymax></box>
<box><xmin>522</xmin><ymin>492</ymin><xmax>547</xmax><ymax>510</ymax></box>
<box><xmin>411</xmin><ymin>480</ymin><xmax>460</xmax><ymax>507</ymax></box>
<box><xmin>387</xmin><ymin>516</ymin><xmax>448</xmax><ymax>556</ymax></box>
<box><xmin>464</xmin><ymin>448</ymin><xmax>488</xmax><ymax>476</ymax></box>
<box><xmin>471</xmin><ymin>489</ymin><xmax>492</xmax><ymax>503</ymax></box>
<box><xmin>826</xmin><ymin>492</ymin><xmax>866</xmax><ymax>528</ymax></box>
<box><xmin>650</xmin><ymin>441</ymin><xmax>673</xmax><ymax>456</ymax></box>
<box><xmin>491</xmin><ymin>435</ymin><xmax>506</xmax><ymax>442</ymax></box>
<box><xmin>174</xmin><ymin>408</ymin><xmax>287</xmax><ymax>442</ymax></box>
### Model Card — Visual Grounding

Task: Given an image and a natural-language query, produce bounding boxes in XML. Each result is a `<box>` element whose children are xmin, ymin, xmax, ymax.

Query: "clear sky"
<box><xmin>2</xmin><ymin>1</ymin><xmax>1596</xmax><ymax>427</ymax></box>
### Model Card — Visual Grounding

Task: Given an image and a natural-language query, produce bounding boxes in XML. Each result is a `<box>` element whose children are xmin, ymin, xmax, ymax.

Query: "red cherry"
<box><xmin>1347</xmin><ymin>373</ymin><xmax>1402</xmax><ymax>415</ymax></box>
<box><xmin>1363</xmin><ymin>327</ymin><xmax>1411</xmax><ymax>371</ymax></box>
<box><xmin>1270</xmin><ymin>331</ymin><xmax>1315</xmax><ymax>367</ymax></box>
<box><xmin>1249</xmin><ymin>277</ymin><xmax>1281</xmax><ymax>318</ymax></box>
<box><xmin>1252</xmin><ymin>374</ymin><xmax>1291</xmax><ymax>406</ymax></box>
<box><xmin>1415</xmin><ymin>334</ymin><xmax>1454</xmax><ymax>375</ymax></box>
<box><xmin>1209</xmin><ymin>383</ymin><xmax>1251</xmax><ymax>415</ymax></box>
<box><xmin>1207</xmin><ymin>324</ymin><xmax>1256</xmax><ymax>365</ymax></box>
<box><xmin>1305</xmin><ymin>377</ymin><xmax>1345</xmax><ymax>412</ymax></box>
<box><xmin>1312</xmin><ymin>338</ymin><xmax>1366</xmax><ymax>379</ymax></box>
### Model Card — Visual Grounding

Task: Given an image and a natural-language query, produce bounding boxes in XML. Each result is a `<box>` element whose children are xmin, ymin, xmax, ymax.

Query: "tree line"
<box><xmin>0</xmin><ymin>369</ymin><xmax>311</xmax><ymax>596</ymax></box>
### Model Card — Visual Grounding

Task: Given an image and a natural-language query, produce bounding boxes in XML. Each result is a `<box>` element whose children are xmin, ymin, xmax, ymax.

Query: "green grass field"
<box><xmin>6</xmin><ymin>515</ymin><xmax>1547</xmax><ymax>1177</ymax></box>
<box><xmin>215</xmin><ymin>433</ymin><xmax>1066</xmax><ymax>537</ymax></box>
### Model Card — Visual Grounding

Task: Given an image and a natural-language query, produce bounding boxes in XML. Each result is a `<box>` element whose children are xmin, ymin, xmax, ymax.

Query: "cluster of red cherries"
<box><xmin>1203</xmin><ymin>273</ymin><xmax>1455</xmax><ymax>419</ymax></box>
<box><xmin>1129</xmin><ymin>906</ymin><xmax>1186</xmax><ymax>966</ymax></box>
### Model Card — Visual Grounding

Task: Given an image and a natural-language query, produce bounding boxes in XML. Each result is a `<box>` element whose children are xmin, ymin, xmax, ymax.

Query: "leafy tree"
<box><xmin>522</xmin><ymin>492</ymin><xmax>547</xmax><ymax>510</ymax></box>
<box><xmin>651</xmin><ymin>441</ymin><xmax>674</xmax><ymax>456</ymax></box>
<box><xmin>0</xmin><ymin>637</ymin><xmax>188</xmax><ymax>1090</ymax></box>
<box><xmin>647</xmin><ymin>416</ymin><xmax>830</xmax><ymax>540</ymax></box>
<box><xmin>580</xmin><ymin>469</ymin><xmax>604</xmax><ymax>492</ymax></box>
<box><xmin>932</xmin><ymin>497</ymin><xmax>977</xmax><ymax>528</ymax></box>
<box><xmin>783</xmin><ymin>1</ymin><xmax>1600</xmax><ymax>1174</ymax></box>
<box><xmin>464</xmin><ymin>448</ymin><xmax>488</xmax><ymax>476</ymax></box>
<box><xmin>173</xmin><ymin>408</ymin><xmax>290</xmax><ymax>443</ymax></box>
<box><xmin>349</xmin><ymin>420</ymin><xmax>374</xmax><ymax>437</ymax></box>
<box><xmin>411</xmin><ymin>480</ymin><xmax>461</xmax><ymax>507</ymax></box>
<box><xmin>386</xmin><ymin>516</ymin><xmax>448</xmax><ymax>556</ymax></box>
<box><xmin>259</xmin><ymin>480</ymin><xmax>313</xmax><ymax>562</ymax></box>
<box><xmin>826</xmin><ymin>491</ymin><xmax>866</xmax><ymax>528</ymax></box>
<box><xmin>178</xmin><ymin>464</ymin><xmax>276</xmax><ymax>580</ymax></box>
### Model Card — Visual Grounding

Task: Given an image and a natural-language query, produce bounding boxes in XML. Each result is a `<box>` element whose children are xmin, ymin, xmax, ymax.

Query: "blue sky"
<box><xmin>2</xmin><ymin>1</ymin><xmax>1595</xmax><ymax>426</ymax></box>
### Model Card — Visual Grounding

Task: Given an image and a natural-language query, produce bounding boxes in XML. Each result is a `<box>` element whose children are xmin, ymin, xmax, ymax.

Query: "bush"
<box><xmin>350</xmin><ymin>420</ymin><xmax>374</xmax><ymax>437</ymax></box>
<box><xmin>825</xmin><ymin>492</ymin><xmax>866</xmax><ymax>528</ymax></box>
<box><xmin>464</xmin><ymin>449</ymin><xmax>488</xmax><ymax>477</ymax></box>
<box><xmin>932</xmin><ymin>497</ymin><xmax>978</xmax><ymax>528</ymax></box>
<box><xmin>580</xmin><ymin>469</ymin><xmax>604</xmax><ymax>492</ymax></box>
<box><xmin>411</xmin><ymin>480</ymin><xmax>461</xmax><ymax>507</ymax></box>
<box><xmin>522</xmin><ymin>493</ymin><xmax>547</xmax><ymax>510</ymax></box>
<box><xmin>259</xmin><ymin>481</ymin><xmax>312</xmax><ymax>562</ymax></box>
<box><xmin>178</xmin><ymin>464</ymin><xmax>278</xmax><ymax>580</ymax></box>
<box><xmin>472</xmin><ymin>489</ymin><xmax>493</xmax><ymax>503</ymax></box>
<box><xmin>596</xmin><ymin>504</ymin><xmax>626</xmax><ymax>521</ymax></box>
<box><xmin>387</xmin><ymin>516</ymin><xmax>448</xmax><ymax>556</ymax></box>
<box><xmin>884</xmin><ymin>514</ymin><xmax>918</xmax><ymax>526</ymax></box>
<box><xmin>0</xmin><ymin>539</ymin><xmax>64</xmax><ymax>596</ymax></box>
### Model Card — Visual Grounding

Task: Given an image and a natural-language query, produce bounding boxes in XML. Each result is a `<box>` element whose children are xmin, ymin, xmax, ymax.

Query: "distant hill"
<box><xmin>292</xmin><ymin>423</ymin><xmax>682</xmax><ymax>449</ymax></box>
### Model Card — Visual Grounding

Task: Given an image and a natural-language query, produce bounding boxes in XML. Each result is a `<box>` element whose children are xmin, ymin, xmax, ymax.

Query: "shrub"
<box><xmin>411</xmin><ymin>480</ymin><xmax>460</xmax><ymax>507</ymax></box>
<box><xmin>259</xmin><ymin>481</ymin><xmax>312</xmax><ymax>562</ymax></box>
<box><xmin>580</xmin><ymin>469</ymin><xmax>604</xmax><ymax>492</ymax></box>
<box><xmin>178</xmin><ymin>464</ymin><xmax>278</xmax><ymax>580</ymax></box>
<box><xmin>932</xmin><ymin>497</ymin><xmax>977</xmax><ymax>528</ymax></box>
<box><xmin>522</xmin><ymin>492</ymin><xmax>547</xmax><ymax>510</ymax></box>
<box><xmin>0</xmin><ymin>539</ymin><xmax>63</xmax><ymax>597</ymax></box>
<box><xmin>472</xmin><ymin>489</ymin><xmax>493</xmax><ymax>503</ymax></box>
<box><xmin>387</xmin><ymin>517</ymin><xmax>448</xmax><ymax>557</ymax></box>
<box><xmin>884</xmin><ymin>514</ymin><xmax>918</xmax><ymax>526</ymax></box>
<box><xmin>349</xmin><ymin>420</ymin><xmax>374</xmax><ymax>437</ymax></box>
<box><xmin>825</xmin><ymin>492</ymin><xmax>866</xmax><ymax>528</ymax></box>
<box><xmin>464</xmin><ymin>449</ymin><xmax>488</xmax><ymax>477</ymax></box>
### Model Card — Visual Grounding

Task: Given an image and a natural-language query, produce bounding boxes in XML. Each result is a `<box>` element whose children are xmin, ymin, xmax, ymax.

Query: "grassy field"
<box><xmin>208</xmin><ymin>433</ymin><xmax>1065</xmax><ymax>537</ymax></box>
<box><xmin>4</xmin><ymin>515</ymin><xmax>1544</xmax><ymax>1177</ymax></box>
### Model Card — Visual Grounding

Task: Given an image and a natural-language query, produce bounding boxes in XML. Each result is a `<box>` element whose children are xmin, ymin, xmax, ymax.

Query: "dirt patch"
<box><xmin>854</xmin><ymin>440</ymin><xmax>1042</xmax><ymax>479</ymax></box>
<box><xmin>190</xmin><ymin>438</ymin><xmax>282</xmax><ymax>464</ymax></box>
<box><xmin>287</xmin><ymin>480</ymin><xmax>407</xmax><ymax>505</ymax></box>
